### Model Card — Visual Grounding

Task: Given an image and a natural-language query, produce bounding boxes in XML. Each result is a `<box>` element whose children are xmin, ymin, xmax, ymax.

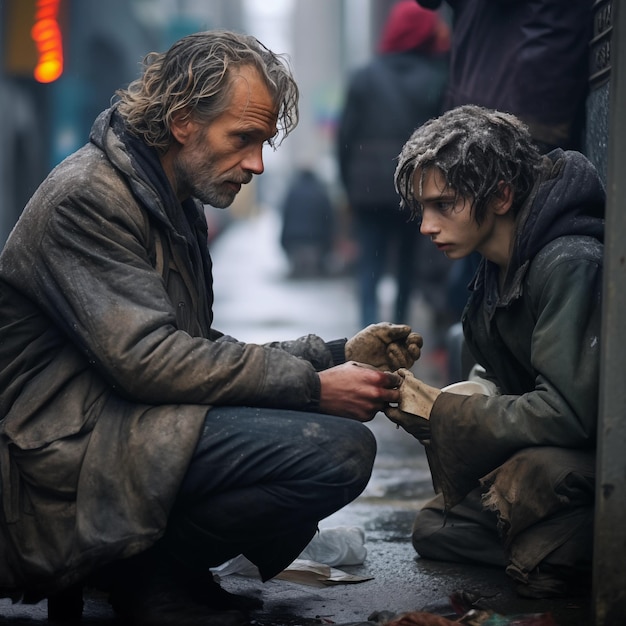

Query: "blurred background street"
<box><xmin>210</xmin><ymin>205</ymin><xmax>449</xmax><ymax>382</ymax></box>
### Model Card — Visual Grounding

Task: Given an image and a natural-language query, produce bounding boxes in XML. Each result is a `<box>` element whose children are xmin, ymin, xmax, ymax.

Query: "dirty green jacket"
<box><xmin>425</xmin><ymin>150</ymin><xmax>605</xmax><ymax>510</ymax></box>
<box><xmin>0</xmin><ymin>107</ymin><xmax>342</xmax><ymax>597</ymax></box>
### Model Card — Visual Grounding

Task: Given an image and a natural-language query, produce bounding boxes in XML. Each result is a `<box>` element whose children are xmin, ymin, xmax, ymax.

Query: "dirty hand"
<box><xmin>345</xmin><ymin>323</ymin><xmax>423</xmax><ymax>371</ymax></box>
<box><xmin>318</xmin><ymin>361</ymin><xmax>403</xmax><ymax>422</ymax></box>
<box><xmin>384</xmin><ymin>368</ymin><xmax>441</xmax><ymax>440</ymax></box>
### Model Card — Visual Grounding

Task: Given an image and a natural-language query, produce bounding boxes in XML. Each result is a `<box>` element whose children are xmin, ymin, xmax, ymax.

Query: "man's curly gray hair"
<box><xmin>114</xmin><ymin>30</ymin><xmax>299</xmax><ymax>153</ymax></box>
<box><xmin>394</xmin><ymin>104</ymin><xmax>542</xmax><ymax>225</ymax></box>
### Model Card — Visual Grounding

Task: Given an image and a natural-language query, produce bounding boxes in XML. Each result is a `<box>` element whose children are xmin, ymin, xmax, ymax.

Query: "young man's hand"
<box><xmin>384</xmin><ymin>368</ymin><xmax>441</xmax><ymax>440</ymax></box>
<box><xmin>345</xmin><ymin>323</ymin><xmax>423</xmax><ymax>371</ymax></box>
<box><xmin>384</xmin><ymin>406</ymin><xmax>432</xmax><ymax>441</ymax></box>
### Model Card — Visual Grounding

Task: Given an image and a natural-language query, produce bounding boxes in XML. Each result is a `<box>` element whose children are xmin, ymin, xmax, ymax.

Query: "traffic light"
<box><xmin>3</xmin><ymin>0</ymin><xmax>65</xmax><ymax>83</ymax></box>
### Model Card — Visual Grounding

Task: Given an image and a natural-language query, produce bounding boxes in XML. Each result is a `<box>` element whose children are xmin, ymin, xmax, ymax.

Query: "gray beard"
<box><xmin>192</xmin><ymin>184</ymin><xmax>236</xmax><ymax>208</ymax></box>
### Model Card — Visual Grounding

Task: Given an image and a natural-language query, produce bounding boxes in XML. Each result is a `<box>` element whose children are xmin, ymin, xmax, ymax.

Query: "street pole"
<box><xmin>594</xmin><ymin>0</ymin><xmax>626</xmax><ymax>623</ymax></box>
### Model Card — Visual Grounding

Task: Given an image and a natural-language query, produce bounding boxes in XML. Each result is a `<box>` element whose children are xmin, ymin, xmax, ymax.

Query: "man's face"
<box><xmin>413</xmin><ymin>167</ymin><xmax>498</xmax><ymax>260</ymax></box>
<box><xmin>172</xmin><ymin>65</ymin><xmax>279</xmax><ymax>207</ymax></box>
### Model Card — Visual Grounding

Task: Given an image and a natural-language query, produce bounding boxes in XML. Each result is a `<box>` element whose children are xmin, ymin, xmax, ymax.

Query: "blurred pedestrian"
<box><xmin>416</xmin><ymin>0</ymin><xmax>592</xmax><ymax>153</ymax></box>
<box><xmin>337</xmin><ymin>0</ymin><xmax>450</xmax><ymax>328</ymax></box>
<box><xmin>0</xmin><ymin>30</ymin><xmax>424</xmax><ymax>626</ymax></box>
<box><xmin>388</xmin><ymin>104</ymin><xmax>604</xmax><ymax>599</ymax></box>
<box><xmin>279</xmin><ymin>167</ymin><xmax>335</xmax><ymax>278</ymax></box>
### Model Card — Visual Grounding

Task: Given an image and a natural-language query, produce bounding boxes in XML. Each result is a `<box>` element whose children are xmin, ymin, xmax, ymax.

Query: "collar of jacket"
<box><xmin>465</xmin><ymin>257</ymin><xmax>530</xmax><ymax>331</ymax></box>
<box><xmin>89</xmin><ymin>106</ymin><xmax>208</xmax><ymax>244</ymax></box>
<box><xmin>467</xmin><ymin>157</ymin><xmax>550</xmax><ymax>325</ymax></box>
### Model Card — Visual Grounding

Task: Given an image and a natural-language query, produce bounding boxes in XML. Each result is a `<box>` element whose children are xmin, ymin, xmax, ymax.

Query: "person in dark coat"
<box><xmin>279</xmin><ymin>168</ymin><xmax>335</xmax><ymax>277</ymax></box>
<box><xmin>387</xmin><ymin>105</ymin><xmax>604</xmax><ymax>599</ymax></box>
<box><xmin>337</xmin><ymin>0</ymin><xmax>450</xmax><ymax>328</ymax></box>
<box><xmin>0</xmin><ymin>30</ymin><xmax>424</xmax><ymax>625</ymax></box>
<box><xmin>415</xmin><ymin>0</ymin><xmax>593</xmax><ymax>153</ymax></box>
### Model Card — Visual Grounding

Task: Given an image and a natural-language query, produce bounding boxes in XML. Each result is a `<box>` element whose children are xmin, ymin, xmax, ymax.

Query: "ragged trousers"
<box><xmin>411</xmin><ymin>447</ymin><xmax>595</xmax><ymax>586</ymax></box>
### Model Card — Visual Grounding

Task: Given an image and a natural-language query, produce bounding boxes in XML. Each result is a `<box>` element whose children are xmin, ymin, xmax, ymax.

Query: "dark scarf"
<box><xmin>107</xmin><ymin>109</ymin><xmax>211</xmax><ymax>283</ymax></box>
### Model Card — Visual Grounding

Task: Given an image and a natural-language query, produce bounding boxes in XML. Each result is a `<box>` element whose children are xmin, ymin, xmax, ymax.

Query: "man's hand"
<box><xmin>383</xmin><ymin>368</ymin><xmax>441</xmax><ymax>440</ymax></box>
<box><xmin>345</xmin><ymin>323</ymin><xmax>423</xmax><ymax>371</ymax></box>
<box><xmin>318</xmin><ymin>361</ymin><xmax>403</xmax><ymax>422</ymax></box>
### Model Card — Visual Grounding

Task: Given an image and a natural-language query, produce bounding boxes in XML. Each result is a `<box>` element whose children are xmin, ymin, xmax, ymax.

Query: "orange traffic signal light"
<box><xmin>3</xmin><ymin>0</ymin><xmax>64</xmax><ymax>83</ymax></box>
<box><xmin>32</xmin><ymin>0</ymin><xmax>64</xmax><ymax>82</ymax></box>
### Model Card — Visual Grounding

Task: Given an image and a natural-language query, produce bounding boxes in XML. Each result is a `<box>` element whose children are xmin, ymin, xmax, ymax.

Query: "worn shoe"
<box><xmin>515</xmin><ymin>571</ymin><xmax>568</xmax><ymax>599</ymax></box>
<box><xmin>108</xmin><ymin>551</ymin><xmax>256</xmax><ymax>625</ymax></box>
<box><xmin>112</xmin><ymin>588</ymin><xmax>248</xmax><ymax>626</ymax></box>
<box><xmin>514</xmin><ymin>566</ymin><xmax>591</xmax><ymax>599</ymax></box>
<box><xmin>47</xmin><ymin>584</ymin><xmax>84</xmax><ymax>622</ymax></box>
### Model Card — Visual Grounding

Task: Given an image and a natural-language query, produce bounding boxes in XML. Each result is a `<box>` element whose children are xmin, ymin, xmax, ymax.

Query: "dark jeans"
<box><xmin>163</xmin><ymin>406</ymin><xmax>377</xmax><ymax>581</ymax></box>
<box><xmin>355</xmin><ymin>211</ymin><xmax>421</xmax><ymax>327</ymax></box>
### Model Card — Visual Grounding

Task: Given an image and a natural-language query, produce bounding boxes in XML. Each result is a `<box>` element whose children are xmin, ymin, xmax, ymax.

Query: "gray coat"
<box><xmin>0</xmin><ymin>107</ymin><xmax>341</xmax><ymax>597</ymax></box>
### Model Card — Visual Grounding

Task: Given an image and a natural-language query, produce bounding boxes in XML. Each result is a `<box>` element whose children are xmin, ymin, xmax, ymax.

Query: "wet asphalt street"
<box><xmin>0</xmin><ymin>209</ymin><xmax>592</xmax><ymax>624</ymax></box>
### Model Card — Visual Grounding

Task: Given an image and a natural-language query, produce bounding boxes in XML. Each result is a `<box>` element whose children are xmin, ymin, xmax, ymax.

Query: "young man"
<box><xmin>0</xmin><ymin>31</ymin><xmax>422</xmax><ymax>625</ymax></box>
<box><xmin>386</xmin><ymin>104</ymin><xmax>604</xmax><ymax>598</ymax></box>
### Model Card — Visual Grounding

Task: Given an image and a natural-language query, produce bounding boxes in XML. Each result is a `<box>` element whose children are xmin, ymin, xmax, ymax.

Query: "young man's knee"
<box><xmin>411</xmin><ymin>506</ymin><xmax>446</xmax><ymax>558</ymax></box>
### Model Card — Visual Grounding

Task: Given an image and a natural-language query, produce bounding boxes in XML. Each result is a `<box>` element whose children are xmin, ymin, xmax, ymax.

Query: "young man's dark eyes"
<box><xmin>415</xmin><ymin>199</ymin><xmax>455</xmax><ymax>220</ymax></box>
<box><xmin>420</xmin><ymin>200</ymin><xmax>455</xmax><ymax>213</ymax></box>
<box><xmin>436</xmin><ymin>201</ymin><xmax>455</xmax><ymax>212</ymax></box>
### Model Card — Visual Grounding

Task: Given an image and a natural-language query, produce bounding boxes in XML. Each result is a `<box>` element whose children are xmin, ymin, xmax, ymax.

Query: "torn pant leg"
<box><xmin>411</xmin><ymin>488</ymin><xmax>505</xmax><ymax>567</ymax></box>
<box><xmin>505</xmin><ymin>505</ymin><xmax>594</xmax><ymax>597</ymax></box>
<box><xmin>481</xmin><ymin>447</ymin><xmax>595</xmax><ymax>596</ymax></box>
<box><xmin>163</xmin><ymin>406</ymin><xmax>377</xmax><ymax>581</ymax></box>
<box><xmin>413</xmin><ymin>447</ymin><xmax>595</xmax><ymax>597</ymax></box>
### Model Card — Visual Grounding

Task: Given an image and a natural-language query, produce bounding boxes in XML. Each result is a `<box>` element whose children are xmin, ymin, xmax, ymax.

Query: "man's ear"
<box><xmin>492</xmin><ymin>181</ymin><xmax>514</xmax><ymax>215</ymax></box>
<box><xmin>170</xmin><ymin>109</ymin><xmax>196</xmax><ymax>145</ymax></box>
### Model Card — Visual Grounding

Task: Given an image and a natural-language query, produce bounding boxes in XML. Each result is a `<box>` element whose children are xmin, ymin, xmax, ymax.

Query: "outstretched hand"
<box><xmin>345</xmin><ymin>322</ymin><xmax>423</xmax><ymax>371</ymax></box>
<box><xmin>384</xmin><ymin>368</ymin><xmax>441</xmax><ymax>440</ymax></box>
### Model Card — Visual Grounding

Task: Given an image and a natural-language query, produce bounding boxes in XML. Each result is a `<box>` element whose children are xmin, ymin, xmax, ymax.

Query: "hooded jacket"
<box><xmin>424</xmin><ymin>149</ymin><xmax>605</xmax><ymax>509</ymax></box>
<box><xmin>0</xmin><ymin>107</ymin><xmax>344</xmax><ymax>597</ymax></box>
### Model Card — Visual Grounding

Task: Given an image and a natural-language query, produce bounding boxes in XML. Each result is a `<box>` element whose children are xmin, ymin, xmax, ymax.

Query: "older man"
<box><xmin>0</xmin><ymin>30</ymin><xmax>422</xmax><ymax>625</ymax></box>
<box><xmin>388</xmin><ymin>104</ymin><xmax>603</xmax><ymax>599</ymax></box>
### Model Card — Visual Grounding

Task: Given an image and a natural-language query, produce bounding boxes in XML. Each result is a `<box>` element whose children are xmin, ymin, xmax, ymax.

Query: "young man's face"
<box><xmin>413</xmin><ymin>167</ymin><xmax>499</xmax><ymax>260</ymax></box>
<box><xmin>171</xmin><ymin>65</ymin><xmax>279</xmax><ymax>207</ymax></box>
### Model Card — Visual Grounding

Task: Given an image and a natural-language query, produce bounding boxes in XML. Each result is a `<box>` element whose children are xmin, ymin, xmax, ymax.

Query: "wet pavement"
<box><xmin>0</xmin><ymin>209</ymin><xmax>592</xmax><ymax>624</ymax></box>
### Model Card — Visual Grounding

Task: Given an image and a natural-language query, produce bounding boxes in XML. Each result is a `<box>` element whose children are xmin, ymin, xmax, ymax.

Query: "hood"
<box><xmin>378</xmin><ymin>0</ymin><xmax>450</xmax><ymax>55</ymax></box>
<box><xmin>514</xmin><ymin>149</ymin><xmax>605</xmax><ymax>266</ymax></box>
<box><xmin>469</xmin><ymin>149</ymin><xmax>605</xmax><ymax>309</ymax></box>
